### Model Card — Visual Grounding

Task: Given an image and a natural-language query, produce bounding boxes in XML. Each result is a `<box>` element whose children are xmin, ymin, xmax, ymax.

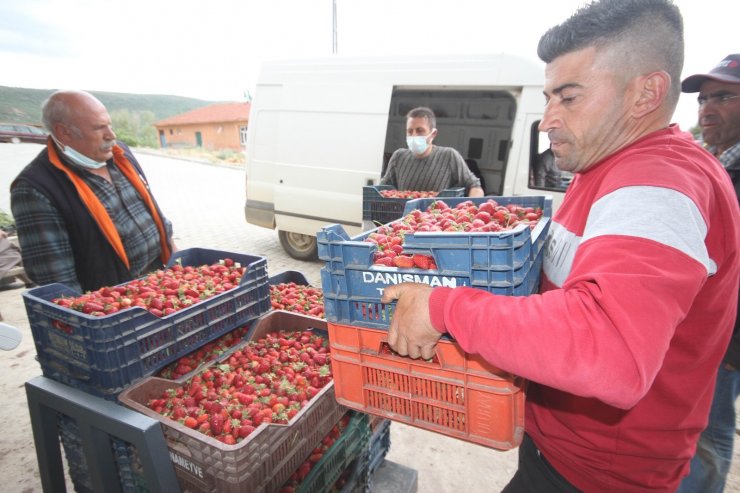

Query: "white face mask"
<box><xmin>406</xmin><ymin>130</ymin><xmax>435</xmax><ymax>156</ymax></box>
<box><xmin>52</xmin><ymin>136</ymin><xmax>108</xmax><ymax>170</ymax></box>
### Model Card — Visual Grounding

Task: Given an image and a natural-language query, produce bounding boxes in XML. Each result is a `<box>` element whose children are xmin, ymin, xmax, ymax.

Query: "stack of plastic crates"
<box><xmin>318</xmin><ymin>196</ymin><xmax>552</xmax><ymax>450</ymax></box>
<box><xmin>23</xmin><ymin>247</ymin><xmax>271</xmax><ymax>492</ymax></box>
<box><xmin>118</xmin><ymin>310</ymin><xmax>348</xmax><ymax>492</ymax></box>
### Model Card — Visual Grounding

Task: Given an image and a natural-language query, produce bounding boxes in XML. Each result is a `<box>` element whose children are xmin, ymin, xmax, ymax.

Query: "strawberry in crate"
<box><xmin>378</xmin><ymin>189</ymin><xmax>439</xmax><ymax>199</ymax></box>
<box><xmin>146</xmin><ymin>328</ymin><xmax>332</xmax><ymax>445</ymax></box>
<box><xmin>367</xmin><ymin>199</ymin><xmax>544</xmax><ymax>269</ymax></box>
<box><xmin>51</xmin><ymin>258</ymin><xmax>245</xmax><ymax>317</ymax></box>
<box><xmin>279</xmin><ymin>413</ymin><xmax>352</xmax><ymax>493</ymax></box>
<box><xmin>270</xmin><ymin>282</ymin><xmax>324</xmax><ymax>318</ymax></box>
<box><xmin>157</xmin><ymin>324</ymin><xmax>250</xmax><ymax>379</ymax></box>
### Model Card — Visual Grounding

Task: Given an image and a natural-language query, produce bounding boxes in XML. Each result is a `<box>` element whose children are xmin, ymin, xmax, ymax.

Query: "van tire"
<box><xmin>278</xmin><ymin>230</ymin><xmax>318</xmax><ymax>261</ymax></box>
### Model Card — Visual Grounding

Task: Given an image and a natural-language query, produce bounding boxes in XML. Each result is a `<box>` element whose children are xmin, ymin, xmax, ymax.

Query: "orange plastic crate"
<box><xmin>328</xmin><ymin>321</ymin><xmax>526</xmax><ymax>450</ymax></box>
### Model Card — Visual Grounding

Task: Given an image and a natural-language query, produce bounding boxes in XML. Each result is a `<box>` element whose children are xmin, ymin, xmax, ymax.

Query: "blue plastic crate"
<box><xmin>58</xmin><ymin>416</ymin><xmax>141</xmax><ymax>493</ymax></box>
<box><xmin>367</xmin><ymin>419</ymin><xmax>391</xmax><ymax>476</ymax></box>
<box><xmin>362</xmin><ymin>185</ymin><xmax>465</xmax><ymax>226</ymax></box>
<box><xmin>335</xmin><ymin>417</ymin><xmax>390</xmax><ymax>493</ymax></box>
<box><xmin>339</xmin><ymin>455</ymin><xmax>370</xmax><ymax>493</ymax></box>
<box><xmin>23</xmin><ymin>247</ymin><xmax>270</xmax><ymax>399</ymax></box>
<box><xmin>319</xmin><ymin>196</ymin><xmax>551</xmax><ymax>328</ymax></box>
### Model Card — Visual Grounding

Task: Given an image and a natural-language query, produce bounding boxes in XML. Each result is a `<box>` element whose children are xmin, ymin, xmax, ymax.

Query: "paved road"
<box><xmin>1</xmin><ymin>142</ymin><xmax>739</xmax><ymax>492</ymax></box>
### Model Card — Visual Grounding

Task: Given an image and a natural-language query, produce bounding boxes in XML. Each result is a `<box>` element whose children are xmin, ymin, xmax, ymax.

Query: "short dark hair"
<box><xmin>537</xmin><ymin>0</ymin><xmax>684</xmax><ymax>105</ymax></box>
<box><xmin>406</xmin><ymin>107</ymin><xmax>436</xmax><ymax>130</ymax></box>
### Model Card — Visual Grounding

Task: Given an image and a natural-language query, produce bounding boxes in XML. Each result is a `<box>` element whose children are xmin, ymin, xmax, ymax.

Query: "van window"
<box><xmin>468</xmin><ymin>138</ymin><xmax>483</xmax><ymax>160</ymax></box>
<box><xmin>467</xmin><ymin>100</ymin><xmax>504</xmax><ymax>120</ymax></box>
<box><xmin>528</xmin><ymin>121</ymin><xmax>572</xmax><ymax>192</ymax></box>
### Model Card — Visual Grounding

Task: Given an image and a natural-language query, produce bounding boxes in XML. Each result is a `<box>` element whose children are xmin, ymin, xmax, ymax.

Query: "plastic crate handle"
<box><xmin>378</xmin><ymin>340</ymin><xmax>443</xmax><ymax>366</ymax></box>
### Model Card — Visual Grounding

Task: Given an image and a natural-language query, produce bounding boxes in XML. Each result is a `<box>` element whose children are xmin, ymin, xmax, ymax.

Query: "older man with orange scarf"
<box><xmin>10</xmin><ymin>90</ymin><xmax>175</xmax><ymax>293</ymax></box>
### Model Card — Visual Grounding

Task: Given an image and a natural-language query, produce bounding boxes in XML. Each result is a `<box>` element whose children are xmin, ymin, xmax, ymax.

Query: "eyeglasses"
<box><xmin>697</xmin><ymin>93</ymin><xmax>740</xmax><ymax>106</ymax></box>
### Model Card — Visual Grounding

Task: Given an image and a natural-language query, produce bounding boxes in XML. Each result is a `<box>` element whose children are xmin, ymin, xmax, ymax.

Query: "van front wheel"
<box><xmin>278</xmin><ymin>230</ymin><xmax>318</xmax><ymax>261</ymax></box>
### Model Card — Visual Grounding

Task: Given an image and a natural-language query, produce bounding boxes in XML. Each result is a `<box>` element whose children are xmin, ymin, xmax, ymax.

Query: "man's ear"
<box><xmin>429</xmin><ymin>128</ymin><xmax>438</xmax><ymax>140</ymax></box>
<box><xmin>53</xmin><ymin>122</ymin><xmax>71</xmax><ymax>144</ymax></box>
<box><xmin>632</xmin><ymin>71</ymin><xmax>670</xmax><ymax>119</ymax></box>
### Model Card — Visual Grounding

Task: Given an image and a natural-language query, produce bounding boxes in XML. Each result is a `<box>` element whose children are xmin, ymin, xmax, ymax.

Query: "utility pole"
<box><xmin>332</xmin><ymin>0</ymin><xmax>338</xmax><ymax>54</ymax></box>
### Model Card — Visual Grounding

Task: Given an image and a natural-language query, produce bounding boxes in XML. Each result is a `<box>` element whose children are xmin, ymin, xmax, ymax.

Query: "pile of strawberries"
<box><xmin>147</xmin><ymin>328</ymin><xmax>332</xmax><ymax>445</ymax></box>
<box><xmin>367</xmin><ymin>199</ymin><xmax>544</xmax><ymax>269</ymax></box>
<box><xmin>156</xmin><ymin>281</ymin><xmax>326</xmax><ymax>380</ymax></box>
<box><xmin>378</xmin><ymin>190</ymin><xmax>439</xmax><ymax>199</ymax></box>
<box><xmin>270</xmin><ymin>282</ymin><xmax>324</xmax><ymax>319</ymax></box>
<box><xmin>157</xmin><ymin>325</ymin><xmax>250</xmax><ymax>380</ymax></box>
<box><xmin>279</xmin><ymin>413</ymin><xmax>352</xmax><ymax>492</ymax></box>
<box><xmin>51</xmin><ymin>258</ymin><xmax>244</xmax><ymax>317</ymax></box>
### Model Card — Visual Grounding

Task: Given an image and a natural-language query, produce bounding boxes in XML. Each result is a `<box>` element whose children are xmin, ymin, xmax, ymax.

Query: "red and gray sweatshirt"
<box><xmin>429</xmin><ymin>125</ymin><xmax>740</xmax><ymax>492</ymax></box>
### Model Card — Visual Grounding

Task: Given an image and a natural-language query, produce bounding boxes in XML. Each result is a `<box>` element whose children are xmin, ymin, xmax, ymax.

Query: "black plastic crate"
<box><xmin>362</xmin><ymin>185</ymin><xmax>465</xmax><ymax>226</ymax></box>
<box><xmin>269</xmin><ymin>270</ymin><xmax>311</xmax><ymax>287</ymax></box>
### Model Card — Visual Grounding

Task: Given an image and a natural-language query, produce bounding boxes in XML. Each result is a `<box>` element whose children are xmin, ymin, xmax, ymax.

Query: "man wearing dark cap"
<box><xmin>678</xmin><ymin>54</ymin><xmax>740</xmax><ymax>493</ymax></box>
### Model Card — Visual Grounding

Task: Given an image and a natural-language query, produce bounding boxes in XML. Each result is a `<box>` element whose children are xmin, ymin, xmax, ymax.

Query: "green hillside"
<box><xmin>0</xmin><ymin>86</ymin><xmax>217</xmax><ymax>125</ymax></box>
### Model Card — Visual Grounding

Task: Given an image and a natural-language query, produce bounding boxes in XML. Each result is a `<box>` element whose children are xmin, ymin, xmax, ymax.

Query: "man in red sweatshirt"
<box><xmin>381</xmin><ymin>1</ymin><xmax>740</xmax><ymax>492</ymax></box>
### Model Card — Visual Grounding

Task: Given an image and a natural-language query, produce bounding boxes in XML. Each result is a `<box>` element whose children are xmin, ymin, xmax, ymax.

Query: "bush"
<box><xmin>214</xmin><ymin>149</ymin><xmax>244</xmax><ymax>162</ymax></box>
<box><xmin>111</xmin><ymin>109</ymin><xmax>157</xmax><ymax>148</ymax></box>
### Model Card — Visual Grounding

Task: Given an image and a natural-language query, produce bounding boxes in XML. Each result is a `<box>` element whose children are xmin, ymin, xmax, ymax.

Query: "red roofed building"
<box><xmin>154</xmin><ymin>102</ymin><xmax>251</xmax><ymax>151</ymax></box>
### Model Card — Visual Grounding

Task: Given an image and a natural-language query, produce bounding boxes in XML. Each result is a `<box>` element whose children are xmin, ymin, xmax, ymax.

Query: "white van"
<box><xmin>244</xmin><ymin>53</ymin><xmax>569</xmax><ymax>259</ymax></box>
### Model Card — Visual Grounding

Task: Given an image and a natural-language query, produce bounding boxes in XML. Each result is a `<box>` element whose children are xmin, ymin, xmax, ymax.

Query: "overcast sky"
<box><xmin>0</xmin><ymin>0</ymin><xmax>737</xmax><ymax>129</ymax></box>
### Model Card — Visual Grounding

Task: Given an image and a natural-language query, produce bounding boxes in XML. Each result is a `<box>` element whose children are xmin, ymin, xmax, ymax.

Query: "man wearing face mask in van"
<box><xmin>381</xmin><ymin>106</ymin><xmax>485</xmax><ymax>197</ymax></box>
<box><xmin>10</xmin><ymin>90</ymin><xmax>176</xmax><ymax>293</ymax></box>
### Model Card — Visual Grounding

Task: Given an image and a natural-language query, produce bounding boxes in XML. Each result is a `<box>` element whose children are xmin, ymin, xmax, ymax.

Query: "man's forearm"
<box><xmin>468</xmin><ymin>186</ymin><xmax>485</xmax><ymax>197</ymax></box>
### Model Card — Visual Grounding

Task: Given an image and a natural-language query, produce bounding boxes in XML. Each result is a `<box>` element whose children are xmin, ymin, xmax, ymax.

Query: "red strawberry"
<box><xmin>474</xmin><ymin>211</ymin><xmax>492</xmax><ymax>223</ymax></box>
<box><xmin>238</xmin><ymin>424</ymin><xmax>255</xmax><ymax>438</ymax></box>
<box><xmin>81</xmin><ymin>301</ymin><xmax>104</xmax><ymax>314</ymax></box>
<box><xmin>375</xmin><ymin>256</ymin><xmax>394</xmax><ymax>267</ymax></box>
<box><xmin>210</xmin><ymin>414</ymin><xmax>224</xmax><ymax>435</ymax></box>
<box><xmin>431</xmin><ymin>200</ymin><xmax>450</xmax><ymax>211</ymax></box>
<box><xmin>393</xmin><ymin>256</ymin><xmax>414</xmax><ymax>268</ymax></box>
<box><xmin>412</xmin><ymin>254</ymin><xmax>432</xmax><ymax>270</ymax></box>
<box><xmin>478</xmin><ymin>201</ymin><xmax>497</xmax><ymax>215</ymax></box>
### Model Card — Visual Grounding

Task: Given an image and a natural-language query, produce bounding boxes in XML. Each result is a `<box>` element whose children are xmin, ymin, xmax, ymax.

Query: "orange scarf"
<box><xmin>47</xmin><ymin>138</ymin><xmax>171</xmax><ymax>271</ymax></box>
